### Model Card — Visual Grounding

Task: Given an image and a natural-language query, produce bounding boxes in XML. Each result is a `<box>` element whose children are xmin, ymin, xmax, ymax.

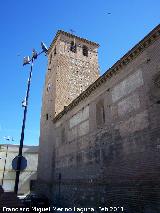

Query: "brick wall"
<box><xmin>51</xmin><ymin>30</ymin><xmax>160</xmax><ymax>211</ymax></box>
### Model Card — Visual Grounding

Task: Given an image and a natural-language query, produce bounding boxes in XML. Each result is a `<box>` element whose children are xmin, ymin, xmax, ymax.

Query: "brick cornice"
<box><xmin>53</xmin><ymin>24</ymin><xmax>160</xmax><ymax>122</ymax></box>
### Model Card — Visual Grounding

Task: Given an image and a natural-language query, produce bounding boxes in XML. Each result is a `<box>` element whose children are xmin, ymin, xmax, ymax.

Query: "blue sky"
<box><xmin>0</xmin><ymin>0</ymin><xmax>159</xmax><ymax>146</ymax></box>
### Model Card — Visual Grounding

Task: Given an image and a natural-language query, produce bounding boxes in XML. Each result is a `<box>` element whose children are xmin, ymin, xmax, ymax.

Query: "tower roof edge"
<box><xmin>48</xmin><ymin>30</ymin><xmax>99</xmax><ymax>54</ymax></box>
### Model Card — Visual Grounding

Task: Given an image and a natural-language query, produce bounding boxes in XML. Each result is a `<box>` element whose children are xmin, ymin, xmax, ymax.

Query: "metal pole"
<box><xmin>58</xmin><ymin>173</ymin><xmax>61</xmax><ymax>200</ymax></box>
<box><xmin>14</xmin><ymin>59</ymin><xmax>33</xmax><ymax>194</ymax></box>
<box><xmin>2</xmin><ymin>144</ymin><xmax>8</xmax><ymax>187</ymax></box>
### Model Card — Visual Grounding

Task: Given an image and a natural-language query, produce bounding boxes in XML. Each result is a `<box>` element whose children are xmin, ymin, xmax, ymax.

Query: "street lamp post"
<box><xmin>2</xmin><ymin>144</ymin><xmax>8</xmax><ymax>187</ymax></box>
<box><xmin>1</xmin><ymin>136</ymin><xmax>14</xmax><ymax>188</ymax></box>
<box><xmin>14</xmin><ymin>42</ymin><xmax>48</xmax><ymax>194</ymax></box>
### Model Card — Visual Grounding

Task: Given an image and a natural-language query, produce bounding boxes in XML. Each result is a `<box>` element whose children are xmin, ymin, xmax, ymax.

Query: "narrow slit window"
<box><xmin>61</xmin><ymin>127</ymin><xmax>65</xmax><ymax>143</ymax></box>
<box><xmin>49</xmin><ymin>53</ymin><xmax>52</xmax><ymax>64</ymax></box>
<box><xmin>46</xmin><ymin>113</ymin><xmax>49</xmax><ymax>120</ymax></box>
<box><xmin>54</xmin><ymin>47</ymin><xmax>56</xmax><ymax>55</ymax></box>
<box><xmin>47</xmin><ymin>83</ymin><xmax>51</xmax><ymax>92</ymax></box>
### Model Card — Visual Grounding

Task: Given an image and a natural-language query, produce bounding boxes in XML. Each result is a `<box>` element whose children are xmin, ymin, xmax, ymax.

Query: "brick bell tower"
<box><xmin>37</xmin><ymin>30</ymin><xmax>100</xmax><ymax>193</ymax></box>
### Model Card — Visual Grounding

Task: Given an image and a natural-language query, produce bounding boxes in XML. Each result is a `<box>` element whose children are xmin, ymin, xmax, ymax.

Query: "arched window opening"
<box><xmin>70</xmin><ymin>41</ymin><xmax>77</xmax><ymax>53</ymax></box>
<box><xmin>96</xmin><ymin>100</ymin><xmax>105</xmax><ymax>127</ymax></box>
<box><xmin>82</xmin><ymin>45</ymin><xmax>88</xmax><ymax>57</ymax></box>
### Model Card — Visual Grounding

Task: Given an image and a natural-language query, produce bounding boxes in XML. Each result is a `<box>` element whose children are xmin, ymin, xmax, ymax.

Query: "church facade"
<box><xmin>37</xmin><ymin>25</ymin><xmax>160</xmax><ymax>211</ymax></box>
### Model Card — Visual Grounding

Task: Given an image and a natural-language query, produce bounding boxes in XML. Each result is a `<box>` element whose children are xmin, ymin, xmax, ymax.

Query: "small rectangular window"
<box><xmin>82</xmin><ymin>45</ymin><xmax>88</xmax><ymax>57</ymax></box>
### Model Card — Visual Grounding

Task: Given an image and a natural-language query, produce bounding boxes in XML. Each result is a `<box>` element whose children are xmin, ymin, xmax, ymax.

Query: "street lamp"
<box><xmin>14</xmin><ymin>42</ymin><xmax>48</xmax><ymax>194</ymax></box>
<box><xmin>1</xmin><ymin>136</ymin><xmax>14</xmax><ymax>188</ymax></box>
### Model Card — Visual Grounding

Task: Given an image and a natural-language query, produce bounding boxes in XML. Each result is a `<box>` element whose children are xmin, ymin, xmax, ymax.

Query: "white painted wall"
<box><xmin>0</xmin><ymin>144</ymin><xmax>38</xmax><ymax>194</ymax></box>
<box><xmin>112</xmin><ymin>70</ymin><xmax>143</xmax><ymax>103</ymax></box>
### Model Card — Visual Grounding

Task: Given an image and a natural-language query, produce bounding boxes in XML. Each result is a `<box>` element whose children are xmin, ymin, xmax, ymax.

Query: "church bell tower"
<box><xmin>37</xmin><ymin>30</ymin><xmax>100</xmax><ymax>191</ymax></box>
